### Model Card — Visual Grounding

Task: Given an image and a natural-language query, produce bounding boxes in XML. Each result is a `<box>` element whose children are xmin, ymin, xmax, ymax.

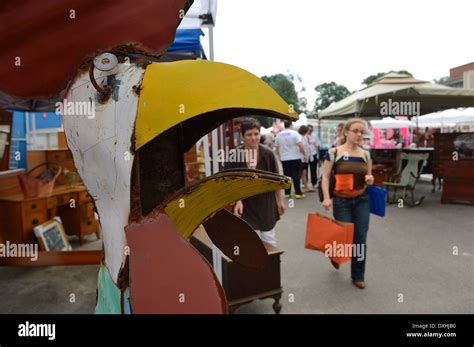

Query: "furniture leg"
<box><xmin>272</xmin><ymin>295</ymin><xmax>282</xmax><ymax>314</ymax></box>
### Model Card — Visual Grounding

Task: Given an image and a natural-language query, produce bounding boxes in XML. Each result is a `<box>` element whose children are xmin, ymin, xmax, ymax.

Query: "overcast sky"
<box><xmin>200</xmin><ymin>0</ymin><xmax>473</xmax><ymax>111</ymax></box>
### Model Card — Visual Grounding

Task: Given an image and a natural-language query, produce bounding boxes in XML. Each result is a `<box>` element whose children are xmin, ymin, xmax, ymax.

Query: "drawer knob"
<box><xmin>87</xmin><ymin>220</ymin><xmax>92</xmax><ymax>226</ymax></box>
<box><xmin>32</xmin><ymin>218</ymin><xmax>39</xmax><ymax>225</ymax></box>
<box><xmin>31</xmin><ymin>203</ymin><xmax>37</xmax><ymax>209</ymax></box>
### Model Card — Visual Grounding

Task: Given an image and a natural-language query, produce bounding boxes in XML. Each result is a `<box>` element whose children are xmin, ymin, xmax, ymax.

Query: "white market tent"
<box><xmin>294</xmin><ymin>112</ymin><xmax>308</xmax><ymax>127</ymax></box>
<box><xmin>370</xmin><ymin>117</ymin><xmax>412</xmax><ymax>129</ymax></box>
<box><xmin>319</xmin><ymin>73</ymin><xmax>474</xmax><ymax>119</ymax></box>
<box><xmin>411</xmin><ymin>108</ymin><xmax>474</xmax><ymax>128</ymax></box>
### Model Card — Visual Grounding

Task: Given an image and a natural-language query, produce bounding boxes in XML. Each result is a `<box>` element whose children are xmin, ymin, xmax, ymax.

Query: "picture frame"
<box><xmin>33</xmin><ymin>216</ymin><xmax>71</xmax><ymax>251</ymax></box>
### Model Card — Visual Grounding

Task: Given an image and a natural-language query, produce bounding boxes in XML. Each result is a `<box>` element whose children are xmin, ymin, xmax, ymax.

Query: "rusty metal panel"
<box><xmin>0</xmin><ymin>0</ymin><xmax>192</xmax><ymax>98</ymax></box>
<box><xmin>203</xmin><ymin>209</ymin><xmax>269</xmax><ymax>269</ymax></box>
<box><xmin>126</xmin><ymin>213</ymin><xmax>227</xmax><ymax>314</ymax></box>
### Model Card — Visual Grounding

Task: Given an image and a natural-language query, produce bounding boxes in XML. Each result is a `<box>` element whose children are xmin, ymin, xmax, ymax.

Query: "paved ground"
<box><xmin>237</xmin><ymin>177</ymin><xmax>474</xmax><ymax>314</ymax></box>
<box><xmin>0</xmin><ymin>177</ymin><xmax>472</xmax><ymax>314</ymax></box>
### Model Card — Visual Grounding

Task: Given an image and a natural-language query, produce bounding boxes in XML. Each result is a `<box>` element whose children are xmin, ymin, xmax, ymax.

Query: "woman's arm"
<box><xmin>321</xmin><ymin>149</ymin><xmax>335</xmax><ymax>210</ymax></box>
<box><xmin>322</xmin><ymin>159</ymin><xmax>333</xmax><ymax>200</ymax></box>
<box><xmin>365</xmin><ymin>150</ymin><xmax>374</xmax><ymax>185</ymax></box>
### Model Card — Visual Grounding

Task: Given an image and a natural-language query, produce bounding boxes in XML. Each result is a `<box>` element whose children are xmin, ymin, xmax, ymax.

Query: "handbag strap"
<box><xmin>331</xmin><ymin>147</ymin><xmax>338</xmax><ymax>174</ymax></box>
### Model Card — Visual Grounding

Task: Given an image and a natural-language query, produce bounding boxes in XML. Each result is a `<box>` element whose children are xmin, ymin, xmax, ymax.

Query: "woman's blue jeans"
<box><xmin>333</xmin><ymin>191</ymin><xmax>370</xmax><ymax>281</ymax></box>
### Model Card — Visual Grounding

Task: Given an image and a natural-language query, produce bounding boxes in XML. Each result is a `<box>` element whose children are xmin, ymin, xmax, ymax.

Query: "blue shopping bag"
<box><xmin>367</xmin><ymin>186</ymin><xmax>387</xmax><ymax>217</ymax></box>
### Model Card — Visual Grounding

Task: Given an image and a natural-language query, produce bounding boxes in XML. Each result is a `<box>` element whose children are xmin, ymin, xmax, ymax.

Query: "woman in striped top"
<box><xmin>321</xmin><ymin>118</ymin><xmax>374</xmax><ymax>289</ymax></box>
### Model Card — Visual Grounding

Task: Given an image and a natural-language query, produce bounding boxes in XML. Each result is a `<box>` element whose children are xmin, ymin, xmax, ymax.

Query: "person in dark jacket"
<box><xmin>226</xmin><ymin>118</ymin><xmax>285</xmax><ymax>246</ymax></box>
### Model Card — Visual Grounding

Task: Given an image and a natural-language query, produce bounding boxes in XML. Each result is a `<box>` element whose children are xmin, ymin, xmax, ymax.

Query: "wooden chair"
<box><xmin>383</xmin><ymin>152</ymin><xmax>429</xmax><ymax>207</ymax></box>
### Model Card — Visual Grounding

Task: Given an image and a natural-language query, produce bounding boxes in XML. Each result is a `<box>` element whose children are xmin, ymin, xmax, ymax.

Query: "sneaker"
<box><xmin>284</xmin><ymin>194</ymin><xmax>291</xmax><ymax>198</ymax></box>
<box><xmin>295</xmin><ymin>194</ymin><xmax>305</xmax><ymax>199</ymax></box>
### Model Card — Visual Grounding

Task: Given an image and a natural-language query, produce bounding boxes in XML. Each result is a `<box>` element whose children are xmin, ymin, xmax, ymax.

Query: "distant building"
<box><xmin>443</xmin><ymin>62</ymin><xmax>474</xmax><ymax>89</ymax></box>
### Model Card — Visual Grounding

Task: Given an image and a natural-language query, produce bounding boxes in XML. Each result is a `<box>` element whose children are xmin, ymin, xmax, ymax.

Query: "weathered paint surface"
<box><xmin>95</xmin><ymin>265</ymin><xmax>121</xmax><ymax>314</ymax></box>
<box><xmin>123</xmin><ymin>288</ymin><xmax>132</xmax><ymax>314</ymax></box>
<box><xmin>203</xmin><ymin>209</ymin><xmax>268</xmax><ymax>269</ymax></box>
<box><xmin>60</xmin><ymin>59</ymin><xmax>295</xmax><ymax>314</ymax></box>
<box><xmin>161</xmin><ymin>169</ymin><xmax>291</xmax><ymax>239</ymax></box>
<box><xmin>126</xmin><ymin>213</ymin><xmax>227</xmax><ymax>314</ymax></box>
<box><xmin>0</xmin><ymin>0</ymin><xmax>192</xmax><ymax>98</ymax></box>
<box><xmin>135</xmin><ymin>60</ymin><xmax>298</xmax><ymax>149</ymax></box>
<box><xmin>63</xmin><ymin>63</ymin><xmax>144</xmax><ymax>283</ymax></box>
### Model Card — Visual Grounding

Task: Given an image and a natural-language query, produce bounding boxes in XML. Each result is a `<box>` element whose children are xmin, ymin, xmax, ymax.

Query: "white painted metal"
<box><xmin>62</xmin><ymin>63</ymin><xmax>145</xmax><ymax>283</ymax></box>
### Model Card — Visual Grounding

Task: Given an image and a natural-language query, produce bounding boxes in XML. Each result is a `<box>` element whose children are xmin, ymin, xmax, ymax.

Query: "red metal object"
<box><xmin>203</xmin><ymin>209</ymin><xmax>269</xmax><ymax>269</ymax></box>
<box><xmin>126</xmin><ymin>213</ymin><xmax>227</xmax><ymax>314</ymax></box>
<box><xmin>0</xmin><ymin>0</ymin><xmax>192</xmax><ymax>99</ymax></box>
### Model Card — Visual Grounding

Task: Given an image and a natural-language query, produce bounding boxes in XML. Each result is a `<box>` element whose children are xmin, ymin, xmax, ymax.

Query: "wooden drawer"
<box><xmin>23</xmin><ymin>210</ymin><xmax>48</xmax><ymax>232</ymax></box>
<box><xmin>46</xmin><ymin>196</ymin><xmax>58</xmax><ymax>209</ymax></box>
<box><xmin>78</xmin><ymin>191</ymin><xmax>92</xmax><ymax>203</ymax></box>
<box><xmin>80</xmin><ymin>216</ymin><xmax>98</xmax><ymax>235</ymax></box>
<box><xmin>81</xmin><ymin>202</ymin><xmax>95</xmax><ymax>218</ymax></box>
<box><xmin>23</xmin><ymin>199</ymin><xmax>47</xmax><ymax>214</ymax></box>
<box><xmin>57</xmin><ymin>193</ymin><xmax>78</xmax><ymax>206</ymax></box>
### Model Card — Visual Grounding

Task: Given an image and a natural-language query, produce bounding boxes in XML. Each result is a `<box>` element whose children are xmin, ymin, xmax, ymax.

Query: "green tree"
<box><xmin>362</xmin><ymin>70</ymin><xmax>413</xmax><ymax>86</ymax></box>
<box><xmin>257</xmin><ymin>74</ymin><xmax>306</xmax><ymax>128</ymax></box>
<box><xmin>313</xmin><ymin>82</ymin><xmax>351</xmax><ymax>113</ymax></box>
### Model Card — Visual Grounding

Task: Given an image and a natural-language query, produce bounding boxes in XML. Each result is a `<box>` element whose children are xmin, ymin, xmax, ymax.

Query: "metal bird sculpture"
<box><xmin>0</xmin><ymin>0</ymin><xmax>298</xmax><ymax>313</ymax></box>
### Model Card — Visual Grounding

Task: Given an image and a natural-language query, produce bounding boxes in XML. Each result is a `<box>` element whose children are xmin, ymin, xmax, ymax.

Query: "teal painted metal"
<box><xmin>123</xmin><ymin>288</ymin><xmax>132</xmax><ymax>314</ymax></box>
<box><xmin>95</xmin><ymin>265</ymin><xmax>122</xmax><ymax>314</ymax></box>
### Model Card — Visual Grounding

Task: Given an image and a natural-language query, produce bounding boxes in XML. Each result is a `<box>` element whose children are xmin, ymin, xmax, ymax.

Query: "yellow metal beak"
<box><xmin>135</xmin><ymin>60</ymin><xmax>298</xmax><ymax>150</ymax></box>
<box><xmin>161</xmin><ymin>169</ymin><xmax>291</xmax><ymax>240</ymax></box>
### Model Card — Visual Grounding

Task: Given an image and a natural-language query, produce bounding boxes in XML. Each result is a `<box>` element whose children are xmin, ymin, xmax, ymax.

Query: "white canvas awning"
<box><xmin>371</xmin><ymin>117</ymin><xmax>412</xmax><ymax>129</ymax></box>
<box><xmin>319</xmin><ymin>73</ymin><xmax>474</xmax><ymax>119</ymax></box>
<box><xmin>411</xmin><ymin>108</ymin><xmax>474</xmax><ymax>128</ymax></box>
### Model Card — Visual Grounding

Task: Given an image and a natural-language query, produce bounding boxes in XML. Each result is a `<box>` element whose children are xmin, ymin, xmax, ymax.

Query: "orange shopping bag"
<box><xmin>305</xmin><ymin>213</ymin><xmax>354</xmax><ymax>265</ymax></box>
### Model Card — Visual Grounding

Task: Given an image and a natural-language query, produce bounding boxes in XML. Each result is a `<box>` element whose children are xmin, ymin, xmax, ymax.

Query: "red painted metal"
<box><xmin>126</xmin><ymin>213</ymin><xmax>227</xmax><ymax>314</ymax></box>
<box><xmin>203</xmin><ymin>209</ymin><xmax>269</xmax><ymax>269</ymax></box>
<box><xmin>0</xmin><ymin>0</ymin><xmax>192</xmax><ymax>98</ymax></box>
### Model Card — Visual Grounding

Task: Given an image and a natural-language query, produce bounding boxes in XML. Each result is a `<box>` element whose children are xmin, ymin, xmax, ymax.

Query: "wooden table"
<box><xmin>0</xmin><ymin>184</ymin><xmax>100</xmax><ymax>245</ymax></box>
<box><xmin>191</xmin><ymin>227</ymin><xmax>284</xmax><ymax>314</ymax></box>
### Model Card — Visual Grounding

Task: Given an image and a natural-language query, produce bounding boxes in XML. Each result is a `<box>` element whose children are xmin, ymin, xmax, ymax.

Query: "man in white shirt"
<box><xmin>275</xmin><ymin>120</ymin><xmax>305</xmax><ymax>198</ymax></box>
